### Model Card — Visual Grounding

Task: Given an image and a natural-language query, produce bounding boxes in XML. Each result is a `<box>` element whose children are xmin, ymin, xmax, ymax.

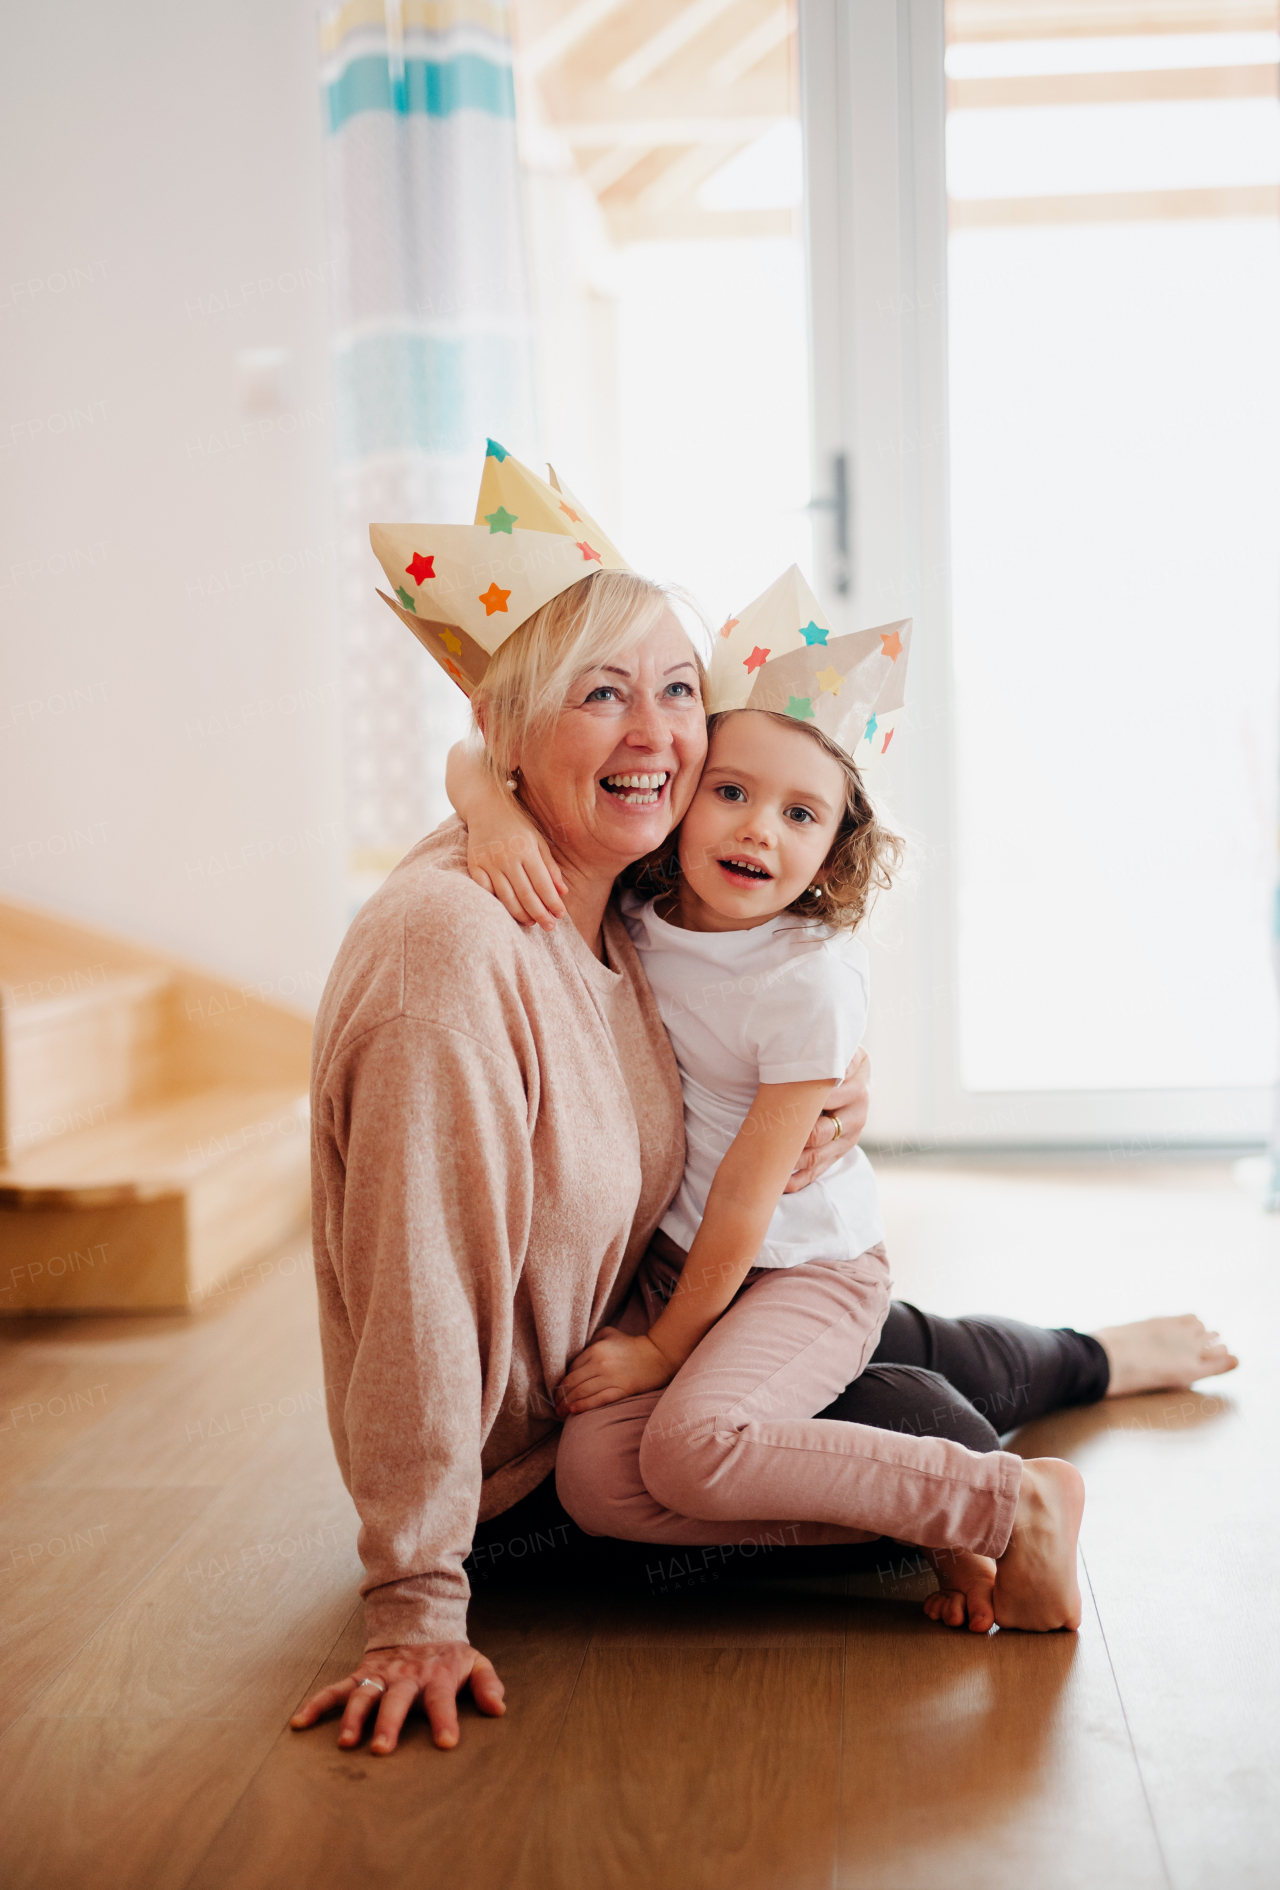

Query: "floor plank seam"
<box><xmin>171</xmin><ymin>1599</ymin><xmax>367</xmax><ymax>1890</ymax></box>
<box><xmin>507</xmin><ymin>1612</ymin><xmax>599</xmax><ymax>1883</ymax></box>
<box><xmin>4</xmin><ymin>1486</ymin><xmax>223</xmax><ymax>1734</ymax></box>
<box><xmin>831</xmin><ymin>1603</ymin><xmax>848</xmax><ymax>1890</ymax></box>
<box><xmin>1081</xmin><ymin>1547</ymin><xmax>1175</xmax><ymax>1890</ymax></box>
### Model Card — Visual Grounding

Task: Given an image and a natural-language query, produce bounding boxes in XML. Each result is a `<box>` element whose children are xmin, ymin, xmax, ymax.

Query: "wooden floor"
<box><xmin>1</xmin><ymin>1155</ymin><xmax>1276</xmax><ymax>1889</ymax></box>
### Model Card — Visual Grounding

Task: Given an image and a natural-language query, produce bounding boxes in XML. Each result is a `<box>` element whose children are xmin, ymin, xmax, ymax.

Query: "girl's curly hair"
<box><xmin>627</xmin><ymin>710</ymin><xmax>903</xmax><ymax>933</ymax></box>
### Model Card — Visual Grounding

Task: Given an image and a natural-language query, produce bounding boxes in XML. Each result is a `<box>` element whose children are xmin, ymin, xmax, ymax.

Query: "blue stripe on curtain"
<box><xmin>326</xmin><ymin>53</ymin><xmax>515</xmax><ymax>133</ymax></box>
<box><xmin>332</xmin><ymin>330</ymin><xmax>526</xmax><ymax>461</ymax></box>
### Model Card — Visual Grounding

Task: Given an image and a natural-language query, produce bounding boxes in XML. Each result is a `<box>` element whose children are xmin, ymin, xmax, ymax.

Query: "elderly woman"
<box><xmin>292</xmin><ymin>465</ymin><xmax>1236</xmax><ymax>1759</ymax></box>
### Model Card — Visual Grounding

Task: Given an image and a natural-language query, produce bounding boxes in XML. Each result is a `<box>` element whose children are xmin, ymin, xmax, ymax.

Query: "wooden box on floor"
<box><xmin>0</xmin><ymin>897</ymin><xmax>312</xmax><ymax>1313</ymax></box>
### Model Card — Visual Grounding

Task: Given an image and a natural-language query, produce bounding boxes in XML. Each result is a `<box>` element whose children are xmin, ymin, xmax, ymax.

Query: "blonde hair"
<box><xmin>471</xmin><ymin>570</ymin><xmax>704</xmax><ymax>780</ymax></box>
<box><xmin>629</xmin><ymin>709</ymin><xmax>904</xmax><ymax>934</ymax></box>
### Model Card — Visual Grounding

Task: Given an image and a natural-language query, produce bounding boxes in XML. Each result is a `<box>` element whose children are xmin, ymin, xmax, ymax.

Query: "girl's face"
<box><xmin>674</xmin><ymin>712</ymin><xmax>846</xmax><ymax>932</ymax></box>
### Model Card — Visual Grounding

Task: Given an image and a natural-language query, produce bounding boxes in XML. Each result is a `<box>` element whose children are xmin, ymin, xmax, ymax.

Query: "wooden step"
<box><xmin>0</xmin><ymin>1084</ymin><xmax>311</xmax><ymax>1313</ymax></box>
<box><xmin>1</xmin><ymin>963</ymin><xmax>175</xmax><ymax>1161</ymax></box>
<box><xmin>0</xmin><ymin>898</ymin><xmax>314</xmax><ymax>1313</ymax></box>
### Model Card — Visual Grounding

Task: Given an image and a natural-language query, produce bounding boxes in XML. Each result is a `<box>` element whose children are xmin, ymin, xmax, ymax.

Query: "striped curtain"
<box><xmin>319</xmin><ymin>0</ymin><xmax>535</xmax><ymax>905</ymax></box>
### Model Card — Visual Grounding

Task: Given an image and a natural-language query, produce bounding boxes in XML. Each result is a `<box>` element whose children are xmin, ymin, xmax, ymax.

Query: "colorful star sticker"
<box><xmin>485</xmin><ymin>506</ymin><xmax>518</xmax><ymax>535</ymax></box>
<box><xmin>863</xmin><ymin>711</ymin><xmax>879</xmax><ymax>743</ymax></box>
<box><xmin>744</xmin><ymin>646</ymin><xmax>770</xmax><ymax>674</ymax></box>
<box><xmin>786</xmin><ymin>695</ymin><xmax>816</xmax><ymax>722</ymax></box>
<box><xmin>815</xmin><ymin>665</ymin><xmax>844</xmax><ymax>696</ymax></box>
<box><xmin>485</xmin><ymin>438</ymin><xmax>509</xmax><ymax>461</ymax></box>
<box><xmin>438</xmin><ymin>629</ymin><xmax>462</xmax><ymax>655</ymax></box>
<box><xmin>576</xmin><ymin>540</ymin><xmax>602</xmax><ymax>563</ymax></box>
<box><xmin>559</xmin><ymin>500</ymin><xmax>581</xmax><ymax>524</ymax></box>
<box><xmin>718</xmin><ymin>616</ymin><xmax>739</xmax><ymax>640</ymax></box>
<box><xmin>799</xmin><ymin>620</ymin><xmax>828</xmax><ymax>647</ymax></box>
<box><xmin>881</xmin><ymin>728</ymin><xmax>895</xmax><ymax>754</ymax></box>
<box><xmin>395</xmin><ymin>585</ymin><xmax>416</xmax><ymax>612</ymax></box>
<box><xmin>444</xmin><ymin>658</ymin><xmax>464</xmax><ymax>682</ymax></box>
<box><xmin>405</xmin><ymin>552</ymin><xmax>435</xmax><ymax>583</ymax></box>
<box><xmin>880</xmin><ymin>629</ymin><xmax>903</xmax><ymax>660</ymax></box>
<box><xmin>479</xmin><ymin>582</ymin><xmax>510</xmax><ymax>615</ymax></box>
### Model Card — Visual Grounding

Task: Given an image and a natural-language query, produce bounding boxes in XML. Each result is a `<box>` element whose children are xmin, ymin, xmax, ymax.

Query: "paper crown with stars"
<box><xmin>369</xmin><ymin>439</ymin><xmax>631</xmax><ymax>698</ymax></box>
<box><xmin>707</xmin><ymin>566</ymin><xmax>911</xmax><ymax>766</ymax></box>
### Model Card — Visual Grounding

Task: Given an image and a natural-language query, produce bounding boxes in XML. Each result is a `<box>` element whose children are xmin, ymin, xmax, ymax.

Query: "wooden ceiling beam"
<box><xmin>709</xmin><ymin>6</ymin><xmax>794</xmax><ymax>87</ymax></box>
<box><xmin>607</xmin><ymin>0</ymin><xmax>741</xmax><ymax>90</ymax></box>
<box><xmin>949</xmin><ymin>61</ymin><xmax>1277</xmax><ymax>104</ymax></box>
<box><xmin>947</xmin><ymin>0</ymin><xmax>1279</xmax><ymax>41</ymax></box>
<box><xmin>558</xmin><ymin>113</ymin><xmax>778</xmax><ymax>145</ymax></box>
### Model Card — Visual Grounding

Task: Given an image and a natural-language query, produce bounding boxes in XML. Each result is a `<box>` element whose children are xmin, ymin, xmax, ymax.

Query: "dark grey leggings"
<box><xmin>466</xmin><ymin>1302</ymin><xmax>1109</xmax><ymax>1595</ymax></box>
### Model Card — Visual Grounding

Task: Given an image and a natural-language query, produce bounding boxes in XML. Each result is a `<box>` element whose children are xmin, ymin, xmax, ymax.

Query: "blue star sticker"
<box><xmin>395</xmin><ymin>585</ymin><xmax>416</xmax><ymax>612</ymax></box>
<box><xmin>485</xmin><ymin>438</ymin><xmax>509</xmax><ymax>461</ymax></box>
<box><xmin>798</xmin><ymin>620</ymin><xmax>828</xmax><ymax>646</ymax></box>
<box><xmin>786</xmin><ymin>694</ymin><xmax>816</xmax><ymax>722</ymax></box>
<box><xmin>863</xmin><ymin>711</ymin><xmax>878</xmax><ymax>743</ymax></box>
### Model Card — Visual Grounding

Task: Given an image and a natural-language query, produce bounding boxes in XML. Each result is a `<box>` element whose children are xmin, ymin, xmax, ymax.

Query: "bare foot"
<box><xmin>923</xmin><ymin>1547</ymin><xmax>997</xmax><ymax>1634</ymax></box>
<box><xmin>992</xmin><ymin>1458</ymin><xmax>1085</xmax><ymax>1632</ymax></box>
<box><xmin>1093</xmin><ymin>1314</ymin><xmax>1239</xmax><ymax>1398</ymax></box>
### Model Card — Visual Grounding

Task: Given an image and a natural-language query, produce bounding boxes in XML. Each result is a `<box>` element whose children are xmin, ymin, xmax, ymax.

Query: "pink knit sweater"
<box><xmin>310</xmin><ymin>819</ymin><xmax>685</xmax><ymax>1648</ymax></box>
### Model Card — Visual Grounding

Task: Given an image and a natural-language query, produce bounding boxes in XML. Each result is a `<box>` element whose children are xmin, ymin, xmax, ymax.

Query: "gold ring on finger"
<box><xmin>829</xmin><ymin>1114</ymin><xmax>842</xmax><ymax>1139</ymax></box>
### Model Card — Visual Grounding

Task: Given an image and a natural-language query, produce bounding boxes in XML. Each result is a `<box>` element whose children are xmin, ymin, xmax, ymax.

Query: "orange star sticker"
<box><xmin>479</xmin><ymin>582</ymin><xmax>510</xmax><ymax>616</ymax></box>
<box><xmin>744</xmin><ymin>646</ymin><xmax>770</xmax><ymax>673</ymax></box>
<box><xmin>576</xmin><ymin>540</ymin><xmax>602</xmax><ymax>563</ymax></box>
<box><xmin>718</xmin><ymin>616</ymin><xmax>739</xmax><ymax>640</ymax></box>
<box><xmin>880</xmin><ymin>629</ymin><xmax>903</xmax><ymax>660</ymax></box>
<box><xmin>444</xmin><ymin>658</ymin><xmax>464</xmax><ymax>682</ymax></box>
<box><xmin>438</xmin><ymin>629</ymin><xmax>462</xmax><ymax>655</ymax></box>
<box><xmin>559</xmin><ymin>501</ymin><xmax>580</xmax><ymax>523</ymax></box>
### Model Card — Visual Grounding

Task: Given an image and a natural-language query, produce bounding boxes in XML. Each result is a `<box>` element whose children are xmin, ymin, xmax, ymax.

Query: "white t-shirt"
<box><xmin>621</xmin><ymin>891</ymin><xmax>884</xmax><ymax>1268</ymax></box>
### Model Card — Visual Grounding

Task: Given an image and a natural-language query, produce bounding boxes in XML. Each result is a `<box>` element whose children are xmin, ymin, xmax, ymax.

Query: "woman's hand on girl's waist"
<box><xmin>785</xmin><ymin>1047</ymin><xmax>871</xmax><ymax>1194</ymax></box>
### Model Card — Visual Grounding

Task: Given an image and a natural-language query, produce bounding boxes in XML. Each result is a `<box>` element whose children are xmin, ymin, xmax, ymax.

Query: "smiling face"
<box><xmin>673</xmin><ymin>711</ymin><xmax>848</xmax><ymax>933</ymax></box>
<box><xmin>511</xmin><ymin>606</ymin><xmax>708</xmax><ymax>885</ymax></box>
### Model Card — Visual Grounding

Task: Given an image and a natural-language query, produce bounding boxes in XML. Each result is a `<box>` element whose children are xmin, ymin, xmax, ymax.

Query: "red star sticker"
<box><xmin>881</xmin><ymin>728</ymin><xmax>895</xmax><ymax>754</ymax></box>
<box><xmin>744</xmin><ymin>646</ymin><xmax>770</xmax><ymax>673</ymax></box>
<box><xmin>559</xmin><ymin>501</ymin><xmax>580</xmax><ymax>523</ymax></box>
<box><xmin>479</xmin><ymin>582</ymin><xmax>511</xmax><ymax>616</ymax></box>
<box><xmin>880</xmin><ymin>629</ymin><xmax>903</xmax><ymax>660</ymax></box>
<box><xmin>718</xmin><ymin>616</ymin><xmax>739</xmax><ymax>640</ymax></box>
<box><xmin>405</xmin><ymin>552</ymin><xmax>435</xmax><ymax>583</ymax></box>
<box><xmin>576</xmin><ymin>540</ymin><xmax>602</xmax><ymax>564</ymax></box>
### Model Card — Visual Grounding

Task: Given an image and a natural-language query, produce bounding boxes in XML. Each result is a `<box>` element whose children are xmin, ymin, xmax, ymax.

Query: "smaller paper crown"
<box><xmin>708</xmin><ymin>566</ymin><xmax>911</xmax><ymax>766</ymax></box>
<box><xmin>369</xmin><ymin>439</ymin><xmax>631</xmax><ymax>697</ymax></box>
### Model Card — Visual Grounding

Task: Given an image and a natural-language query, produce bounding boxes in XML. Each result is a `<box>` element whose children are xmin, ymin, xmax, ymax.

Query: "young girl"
<box><xmin>445</xmin><ymin>656</ymin><xmax>951</xmax><ymax>1545</ymax></box>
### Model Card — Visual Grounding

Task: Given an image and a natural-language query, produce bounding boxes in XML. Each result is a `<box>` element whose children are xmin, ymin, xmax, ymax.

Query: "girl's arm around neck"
<box><xmin>645</xmin><ymin>1076</ymin><xmax>837</xmax><ymax>1373</ymax></box>
<box><xmin>445</xmin><ymin>740</ymin><xmax>567</xmax><ymax>931</ymax></box>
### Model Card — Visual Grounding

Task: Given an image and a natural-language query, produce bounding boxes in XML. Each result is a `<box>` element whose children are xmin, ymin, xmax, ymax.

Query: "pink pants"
<box><xmin>555</xmin><ymin>1241</ymin><xmax>1023</xmax><ymax>1559</ymax></box>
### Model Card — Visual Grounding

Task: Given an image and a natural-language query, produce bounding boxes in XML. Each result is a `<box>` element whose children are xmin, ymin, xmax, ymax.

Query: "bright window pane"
<box><xmin>947</xmin><ymin>34</ymin><xmax>1280</xmax><ymax>1092</ymax></box>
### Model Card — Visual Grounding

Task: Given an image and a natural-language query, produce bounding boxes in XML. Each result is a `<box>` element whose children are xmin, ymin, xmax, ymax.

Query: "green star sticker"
<box><xmin>395</xmin><ymin>585</ymin><xmax>417</xmax><ymax>612</ymax></box>
<box><xmin>798</xmin><ymin>620</ymin><xmax>828</xmax><ymax>646</ymax></box>
<box><xmin>786</xmin><ymin>694</ymin><xmax>815</xmax><ymax>721</ymax></box>
<box><xmin>485</xmin><ymin>438</ymin><xmax>509</xmax><ymax>461</ymax></box>
<box><xmin>485</xmin><ymin>505</ymin><xmax>518</xmax><ymax>535</ymax></box>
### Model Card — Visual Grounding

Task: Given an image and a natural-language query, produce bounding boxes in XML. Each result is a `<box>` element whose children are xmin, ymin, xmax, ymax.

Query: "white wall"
<box><xmin>0</xmin><ymin>0</ymin><xmax>346</xmax><ymax>1009</ymax></box>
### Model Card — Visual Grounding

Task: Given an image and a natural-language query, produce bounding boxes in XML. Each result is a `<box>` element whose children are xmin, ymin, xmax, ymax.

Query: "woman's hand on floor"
<box><xmin>290</xmin><ymin>1641</ymin><xmax>505</xmax><ymax>1754</ymax></box>
<box><xmin>785</xmin><ymin>1046</ymin><xmax>870</xmax><ymax>1193</ymax></box>
<box><xmin>555</xmin><ymin>1327</ymin><xmax>673</xmax><ymax>1415</ymax></box>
